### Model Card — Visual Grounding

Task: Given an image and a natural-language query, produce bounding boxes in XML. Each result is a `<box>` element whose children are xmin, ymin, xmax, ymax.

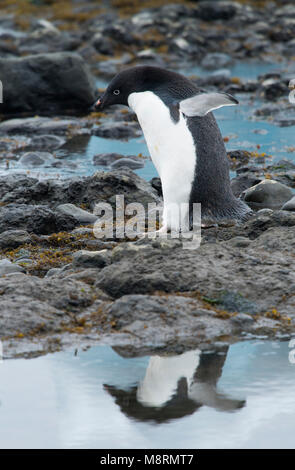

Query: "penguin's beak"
<box><xmin>92</xmin><ymin>92</ymin><xmax>107</xmax><ymax>111</ymax></box>
<box><xmin>92</xmin><ymin>97</ymin><xmax>102</xmax><ymax>111</ymax></box>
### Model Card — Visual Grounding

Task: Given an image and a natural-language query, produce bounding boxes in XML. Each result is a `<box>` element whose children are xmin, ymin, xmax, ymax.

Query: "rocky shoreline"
<box><xmin>1</xmin><ymin>1</ymin><xmax>294</xmax><ymax>76</ymax></box>
<box><xmin>0</xmin><ymin>0</ymin><xmax>295</xmax><ymax>358</ymax></box>
<box><xmin>1</xmin><ymin>165</ymin><xmax>295</xmax><ymax>358</ymax></box>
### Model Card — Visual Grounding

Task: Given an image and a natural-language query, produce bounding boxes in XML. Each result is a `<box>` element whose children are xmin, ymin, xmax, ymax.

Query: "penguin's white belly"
<box><xmin>128</xmin><ymin>91</ymin><xmax>196</xmax><ymax>230</ymax></box>
<box><xmin>137</xmin><ymin>350</ymin><xmax>200</xmax><ymax>407</ymax></box>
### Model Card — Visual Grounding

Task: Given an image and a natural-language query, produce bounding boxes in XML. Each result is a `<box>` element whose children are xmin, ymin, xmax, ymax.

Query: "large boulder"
<box><xmin>0</xmin><ymin>52</ymin><xmax>96</xmax><ymax>115</ymax></box>
<box><xmin>0</xmin><ymin>168</ymin><xmax>160</xmax><ymax>211</ymax></box>
<box><xmin>243</xmin><ymin>180</ymin><xmax>293</xmax><ymax>210</ymax></box>
<box><xmin>0</xmin><ymin>273</ymin><xmax>94</xmax><ymax>337</ymax></box>
<box><xmin>0</xmin><ymin>204</ymin><xmax>77</xmax><ymax>235</ymax></box>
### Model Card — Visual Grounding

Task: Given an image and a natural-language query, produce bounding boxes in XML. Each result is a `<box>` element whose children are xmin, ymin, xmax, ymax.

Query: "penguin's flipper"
<box><xmin>179</xmin><ymin>92</ymin><xmax>238</xmax><ymax>117</ymax></box>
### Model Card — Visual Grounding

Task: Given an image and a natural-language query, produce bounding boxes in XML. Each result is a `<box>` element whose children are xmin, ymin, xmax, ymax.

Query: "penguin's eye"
<box><xmin>113</xmin><ymin>89</ymin><xmax>120</xmax><ymax>95</ymax></box>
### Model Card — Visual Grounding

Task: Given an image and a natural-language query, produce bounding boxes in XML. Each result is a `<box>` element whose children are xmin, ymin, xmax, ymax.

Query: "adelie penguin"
<box><xmin>94</xmin><ymin>66</ymin><xmax>251</xmax><ymax>232</ymax></box>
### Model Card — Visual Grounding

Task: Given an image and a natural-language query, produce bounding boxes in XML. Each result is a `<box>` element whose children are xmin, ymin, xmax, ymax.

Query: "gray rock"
<box><xmin>0</xmin><ymin>259</ymin><xmax>25</xmax><ymax>276</ymax></box>
<box><xmin>268</xmin><ymin>159</ymin><xmax>295</xmax><ymax>171</ymax></box>
<box><xmin>0</xmin><ymin>169</ymin><xmax>160</xmax><ymax>211</ymax></box>
<box><xmin>93</xmin><ymin>224</ymin><xmax>295</xmax><ymax>329</ymax></box>
<box><xmin>31</xmin><ymin>19</ymin><xmax>61</xmax><ymax>37</ymax></box>
<box><xmin>0</xmin><ymin>52</ymin><xmax>96</xmax><ymax>115</ymax></box>
<box><xmin>111</xmin><ymin>242</ymin><xmax>154</xmax><ymax>262</ymax></box>
<box><xmin>29</xmin><ymin>135</ymin><xmax>65</xmax><ymax>150</ymax></box>
<box><xmin>150</xmin><ymin>177</ymin><xmax>162</xmax><ymax>197</ymax></box>
<box><xmin>169</xmin><ymin>37</ymin><xmax>197</xmax><ymax>56</ymax></box>
<box><xmin>195</xmin><ymin>1</ymin><xmax>238</xmax><ymax>21</ymax></box>
<box><xmin>206</xmin><ymin>69</ymin><xmax>232</xmax><ymax>87</ymax></box>
<box><xmin>216</xmin><ymin>291</ymin><xmax>260</xmax><ymax>314</ymax></box>
<box><xmin>0</xmin><ymin>117</ymin><xmax>80</xmax><ymax>135</ymax></box>
<box><xmin>0</xmin><ymin>230</ymin><xmax>31</xmax><ymax>249</ymax></box>
<box><xmin>230</xmin><ymin>313</ymin><xmax>255</xmax><ymax>326</ymax></box>
<box><xmin>0</xmin><ymin>204</ymin><xmax>76</xmax><ymax>235</ymax></box>
<box><xmin>201</xmin><ymin>53</ymin><xmax>234</xmax><ymax>70</ymax></box>
<box><xmin>0</xmin><ymin>273</ymin><xmax>93</xmax><ymax>336</ymax></box>
<box><xmin>256</xmin><ymin>208</ymin><xmax>274</xmax><ymax>216</ymax></box>
<box><xmin>284</xmin><ymin>38</ymin><xmax>295</xmax><ymax>56</ymax></box>
<box><xmin>95</xmin><ymin>60</ymin><xmax>119</xmax><ymax>78</ymax></box>
<box><xmin>92</xmin><ymin>33</ymin><xmax>114</xmax><ymax>55</ymax></box>
<box><xmin>227</xmin><ymin>150</ymin><xmax>251</xmax><ymax>169</ymax></box>
<box><xmin>1</xmin><ymin>2</ymin><xmax>295</xmax><ymax>359</ymax></box>
<box><xmin>243</xmin><ymin>180</ymin><xmax>293</xmax><ymax>210</ymax></box>
<box><xmin>0</xmin><ymin>140</ymin><xmax>12</xmax><ymax>151</ymax></box>
<box><xmin>95</xmin><ymin>53</ymin><xmax>133</xmax><ymax>78</ymax></box>
<box><xmin>72</xmin><ymin>250</ymin><xmax>110</xmax><ymax>268</ymax></box>
<box><xmin>260</xmin><ymin>78</ymin><xmax>289</xmax><ymax>100</ymax></box>
<box><xmin>71</xmin><ymin>227</ymin><xmax>94</xmax><ymax>236</ymax></box>
<box><xmin>45</xmin><ymin>267</ymin><xmax>63</xmax><ymax>278</ymax></box>
<box><xmin>51</xmin><ymin>160</ymin><xmax>78</xmax><ymax>170</ymax></box>
<box><xmin>110</xmin><ymin>157</ymin><xmax>144</xmax><ymax>170</ymax></box>
<box><xmin>2</xmin><ymin>219</ymin><xmax>295</xmax><ymax>357</ymax></box>
<box><xmin>107</xmin><ymin>294</ymin><xmax>234</xmax><ymax>343</ymax></box>
<box><xmin>92</xmin><ymin>121</ymin><xmax>141</xmax><ymax>139</ymax></box>
<box><xmin>273</xmin><ymin>210</ymin><xmax>295</xmax><ymax>226</ymax></box>
<box><xmin>274</xmin><ymin>111</ymin><xmax>295</xmax><ymax>127</ymax></box>
<box><xmin>0</xmin><ymin>295</ymin><xmax>64</xmax><ymax>337</ymax></box>
<box><xmin>19</xmin><ymin>151</ymin><xmax>53</xmax><ymax>167</ymax></box>
<box><xmin>226</xmin><ymin>236</ymin><xmax>251</xmax><ymax>248</ymax></box>
<box><xmin>231</xmin><ymin>174</ymin><xmax>262</xmax><ymax>198</ymax></box>
<box><xmin>131</xmin><ymin>11</ymin><xmax>155</xmax><ymax>28</ymax></box>
<box><xmin>210</xmin><ymin>68</ymin><xmax>231</xmax><ymax>78</ymax></box>
<box><xmin>268</xmin><ymin>18</ymin><xmax>295</xmax><ymax>42</ymax></box>
<box><xmin>282</xmin><ymin>196</ymin><xmax>295</xmax><ymax>211</ymax></box>
<box><xmin>56</xmin><ymin>203</ymin><xmax>98</xmax><ymax>224</ymax></box>
<box><xmin>243</xmin><ymin>210</ymin><xmax>295</xmax><ymax>240</ymax></box>
<box><xmin>255</xmin><ymin>103</ymin><xmax>281</xmax><ymax>117</ymax></box>
<box><xmin>15</xmin><ymin>258</ymin><xmax>33</xmax><ymax>266</ymax></box>
<box><xmin>137</xmin><ymin>49</ymin><xmax>161</xmax><ymax>61</ymax></box>
<box><xmin>14</xmin><ymin>248</ymin><xmax>31</xmax><ymax>260</ymax></box>
<box><xmin>255</xmin><ymin>103</ymin><xmax>295</xmax><ymax>128</ymax></box>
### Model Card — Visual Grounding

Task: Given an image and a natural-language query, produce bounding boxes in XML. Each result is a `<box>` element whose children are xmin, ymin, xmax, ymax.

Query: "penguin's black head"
<box><xmin>93</xmin><ymin>66</ymin><xmax>197</xmax><ymax>111</ymax></box>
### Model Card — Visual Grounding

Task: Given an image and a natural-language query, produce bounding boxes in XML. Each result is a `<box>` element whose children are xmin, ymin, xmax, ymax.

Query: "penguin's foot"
<box><xmin>134</xmin><ymin>225</ymin><xmax>168</xmax><ymax>239</ymax></box>
<box><xmin>157</xmin><ymin>224</ymin><xmax>170</xmax><ymax>234</ymax></box>
<box><xmin>201</xmin><ymin>222</ymin><xmax>218</xmax><ymax>229</ymax></box>
<box><xmin>145</xmin><ymin>225</ymin><xmax>170</xmax><ymax>238</ymax></box>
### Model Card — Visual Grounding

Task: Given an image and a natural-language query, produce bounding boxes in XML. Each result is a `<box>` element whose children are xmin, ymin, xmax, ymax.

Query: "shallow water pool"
<box><xmin>1</xmin><ymin>60</ymin><xmax>294</xmax><ymax>181</ymax></box>
<box><xmin>0</xmin><ymin>340</ymin><xmax>294</xmax><ymax>449</ymax></box>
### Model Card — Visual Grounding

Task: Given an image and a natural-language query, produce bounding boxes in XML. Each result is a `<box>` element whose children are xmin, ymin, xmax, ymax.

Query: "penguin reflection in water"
<box><xmin>94</xmin><ymin>66</ymin><xmax>251</xmax><ymax>232</ymax></box>
<box><xmin>104</xmin><ymin>348</ymin><xmax>245</xmax><ymax>422</ymax></box>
